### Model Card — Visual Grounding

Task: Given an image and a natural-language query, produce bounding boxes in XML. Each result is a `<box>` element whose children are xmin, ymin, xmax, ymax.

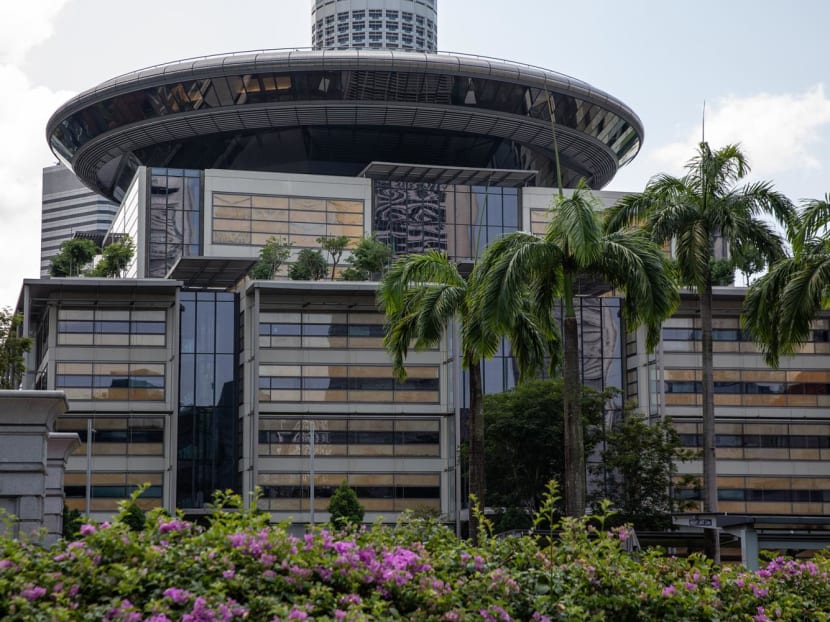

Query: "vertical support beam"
<box><xmin>740</xmin><ymin>526</ymin><xmax>760</xmax><ymax>571</ymax></box>
<box><xmin>309</xmin><ymin>420</ymin><xmax>315</xmax><ymax>526</ymax></box>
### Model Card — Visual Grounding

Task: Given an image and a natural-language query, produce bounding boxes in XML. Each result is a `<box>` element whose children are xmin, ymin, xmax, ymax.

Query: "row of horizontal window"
<box><xmin>59</xmin><ymin>320</ymin><xmax>165</xmax><ymax>335</ymax></box>
<box><xmin>663</xmin><ymin>327</ymin><xmax>830</xmax><ymax>343</ymax></box>
<box><xmin>259</xmin><ymin>376</ymin><xmax>437</xmax><ymax>391</ymax></box>
<box><xmin>55</xmin><ymin>362</ymin><xmax>165</xmax><ymax>401</ymax></box>
<box><xmin>318</xmin><ymin>11</ymin><xmax>429</xmax><ymax>23</ymax></box>
<box><xmin>665</xmin><ymin>381</ymin><xmax>830</xmax><ymax>395</ymax></box>
<box><xmin>261</xmin><ymin>484</ymin><xmax>438</xmax><ymax>501</ymax></box>
<box><xmin>259</xmin><ymin>430</ymin><xmax>438</xmax><ymax>445</ymax></box>
<box><xmin>678</xmin><ymin>488</ymin><xmax>830</xmax><ymax>503</ymax></box>
<box><xmin>259</xmin><ymin>323</ymin><xmax>384</xmax><ymax>338</ymax></box>
<box><xmin>65</xmin><ymin>485</ymin><xmax>162</xmax><ymax>499</ymax></box>
<box><xmin>680</xmin><ymin>433</ymin><xmax>830</xmax><ymax>449</ymax></box>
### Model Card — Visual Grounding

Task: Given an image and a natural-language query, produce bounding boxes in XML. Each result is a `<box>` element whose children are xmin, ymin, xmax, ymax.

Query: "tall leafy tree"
<box><xmin>378</xmin><ymin>250</ymin><xmax>558</xmax><ymax>542</ymax></box>
<box><xmin>590</xmin><ymin>411</ymin><xmax>695</xmax><ymax>531</ymax></box>
<box><xmin>608</xmin><ymin>142</ymin><xmax>793</xmax><ymax>560</ymax></box>
<box><xmin>0</xmin><ymin>308</ymin><xmax>32</xmax><ymax>389</ymax></box>
<box><xmin>49</xmin><ymin>238</ymin><xmax>98</xmax><ymax>277</ymax></box>
<box><xmin>744</xmin><ymin>195</ymin><xmax>830</xmax><ymax>366</ymax></box>
<box><xmin>475</xmin><ymin>179</ymin><xmax>679</xmax><ymax>518</ymax></box>
<box><xmin>484</xmin><ymin>378</ymin><xmax>607</xmax><ymax>513</ymax></box>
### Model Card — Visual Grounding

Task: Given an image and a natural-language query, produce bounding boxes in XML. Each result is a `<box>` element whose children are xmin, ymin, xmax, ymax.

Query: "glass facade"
<box><xmin>177</xmin><ymin>291</ymin><xmax>239</xmax><ymax>509</ymax></box>
<box><xmin>57</xmin><ymin>308</ymin><xmax>166</xmax><ymax>347</ymax></box>
<box><xmin>212</xmin><ymin>193</ymin><xmax>363</xmax><ymax>249</ymax></box>
<box><xmin>258</xmin><ymin>417</ymin><xmax>440</xmax><ymax>457</ymax></box>
<box><xmin>664</xmin><ymin>369</ymin><xmax>830</xmax><ymax>407</ymax></box>
<box><xmin>373</xmin><ymin>181</ymin><xmax>520</xmax><ymax>260</ymax></box>
<box><xmin>259</xmin><ymin>311</ymin><xmax>385</xmax><ymax>349</ymax></box>
<box><xmin>148</xmin><ymin>168</ymin><xmax>201</xmax><ymax>277</ymax></box>
<box><xmin>55</xmin><ymin>362</ymin><xmax>165</xmax><ymax>401</ymax></box>
<box><xmin>257</xmin><ymin>471</ymin><xmax>441</xmax><ymax>513</ymax></box>
<box><xmin>64</xmin><ymin>471</ymin><xmax>163</xmax><ymax>513</ymax></box>
<box><xmin>105</xmin><ymin>176</ymin><xmax>140</xmax><ymax>278</ymax></box>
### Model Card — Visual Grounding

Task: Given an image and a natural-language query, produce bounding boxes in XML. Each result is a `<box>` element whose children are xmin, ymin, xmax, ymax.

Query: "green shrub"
<box><xmin>1</xmin><ymin>483</ymin><xmax>830</xmax><ymax>620</ymax></box>
<box><xmin>327</xmin><ymin>480</ymin><xmax>365</xmax><ymax>528</ymax></box>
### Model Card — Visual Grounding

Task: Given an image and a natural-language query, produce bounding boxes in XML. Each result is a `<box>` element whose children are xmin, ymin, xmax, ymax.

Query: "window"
<box><xmin>56</xmin><ymin>362</ymin><xmax>165</xmax><ymax>401</ymax></box>
<box><xmin>259</xmin><ymin>364</ymin><xmax>440</xmax><ymax>404</ymax></box>
<box><xmin>212</xmin><ymin>193</ymin><xmax>363</xmax><ymax>249</ymax></box>
<box><xmin>352</xmin><ymin>10</ymin><xmax>364</xmax><ymax>19</ymax></box>
<box><xmin>258</xmin><ymin>418</ymin><xmax>440</xmax><ymax>457</ymax></box>
<box><xmin>368</xmin><ymin>9</ymin><xmax>382</xmax><ymax>18</ymax></box>
<box><xmin>58</xmin><ymin>308</ymin><xmax>166</xmax><ymax>346</ymax></box>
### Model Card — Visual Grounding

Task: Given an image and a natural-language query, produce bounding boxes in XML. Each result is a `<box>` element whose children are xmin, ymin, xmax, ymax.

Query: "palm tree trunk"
<box><xmin>562</xmin><ymin>315</ymin><xmax>585</xmax><ymax>517</ymax></box>
<box><xmin>467</xmin><ymin>353</ymin><xmax>485</xmax><ymax>544</ymax></box>
<box><xmin>700</xmin><ymin>280</ymin><xmax>720</xmax><ymax>563</ymax></box>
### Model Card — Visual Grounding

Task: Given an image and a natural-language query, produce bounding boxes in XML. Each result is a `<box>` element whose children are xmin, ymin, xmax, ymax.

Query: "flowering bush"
<box><xmin>2</xmin><ymin>485</ymin><xmax>830</xmax><ymax>620</ymax></box>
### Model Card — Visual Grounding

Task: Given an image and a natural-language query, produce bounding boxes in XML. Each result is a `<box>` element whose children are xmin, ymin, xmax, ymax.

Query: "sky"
<box><xmin>1</xmin><ymin>0</ymin><xmax>829</xmax><ymax>309</ymax></box>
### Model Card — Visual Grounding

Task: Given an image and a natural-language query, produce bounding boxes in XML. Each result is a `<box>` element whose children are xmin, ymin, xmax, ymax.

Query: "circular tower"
<box><xmin>311</xmin><ymin>0</ymin><xmax>437</xmax><ymax>52</ymax></box>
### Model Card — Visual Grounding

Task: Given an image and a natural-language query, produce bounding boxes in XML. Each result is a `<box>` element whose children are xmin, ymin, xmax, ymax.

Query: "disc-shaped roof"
<box><xmin>47</xmin><ymin>49</ymin><xmax>644</xmax><ymax>201</ymax></box>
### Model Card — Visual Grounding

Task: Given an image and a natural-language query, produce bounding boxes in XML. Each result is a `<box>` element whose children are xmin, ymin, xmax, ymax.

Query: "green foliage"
<box><xmin>317</xmin><ymin>235</ymin><xmax>350</xmax><ymax>280</ymax></box>
<box><xmin>49</xmin><ymin>238</ymin><xmax>99</xmax><ymax>277</ymax></box>
<box><xmin>61</xmin><ymin>505</ymin><xmax>83</xmax><ymax>539</ymax></box>
<box><xmin>0</xmin><ymin>308</ymin><xmax>32</xmax><ymax>390</ymax></box>
<box><xmin>709</xmin><ymin>258</ymin><xmax>735</xmax><ymax>286</ymax></box>
<box><xmin>249</xmin><ymin>236</ymin><xmax>292</xmax><ymax>280</ymax></box>
<box><xmin>591</xmin><ymin>411</ymin><xmax>694</xmax><ymax>530</ymax></box>
<box><xmin>88</xmin><ymin>236</ymin><xmax>135</xmax><ymax>278</ymax></box>
<box><xmin>288</xmin><ymin>248</ymin><xmax>327</xmax><ymax>280</ymax></box>
<box><xmin>328</xmin><ymin>480</ymin><xmax>365</xmax><ymax>528</ymax></box>
<box><xmin>342</xmin><ymin>236</ymin><xmax>393</xmax><ymax>280</ymax></box>
<box><xmin>3</xmin><ymin>484</ymin><xmax>830</xmax><ymax>619</ymax></box>
<box><xmin>484</xmin><ymin>378</ymin><xmax>607</xmax><ymax>513</ymax></box>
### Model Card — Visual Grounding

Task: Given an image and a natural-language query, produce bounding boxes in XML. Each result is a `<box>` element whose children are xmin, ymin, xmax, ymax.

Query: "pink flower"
<box><xmin>79</xmin><ymin>523</ymin><xmax>96</xmax><ymax>536</ymax></box>
<box><xmin>163</xmin><ymin>587</ymin><xmax>191</xmax><ymax>604</ymax></box>
<box><xmin>20</xmin><ymin>585</ymin><xmax>47</xmax><ymax>601</ymax></box>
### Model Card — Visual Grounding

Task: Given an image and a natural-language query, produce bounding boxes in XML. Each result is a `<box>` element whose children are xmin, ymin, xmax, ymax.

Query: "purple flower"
<box><xmin>163</xmin><ymin>587</ymin><xmax>191</xmax><ymax>604</ymax></box>
<box><xmin>222</xmin><ymin>569</ymin><xmax>235</xmax><ymax>579</ymax></box>
<box><xmin>79</xmin><ymin>523</ymin><xmax>96</xmax><ymax>536</ymax></box>
<box><xmin>20</xmin><ymin>585</ymin><xmax>47</xmax><ymax>601</ymax></box>
<box><xmin>662</xmin><ymin>585</ymin><xmax>676</xmax><ymax>597</ymax></box>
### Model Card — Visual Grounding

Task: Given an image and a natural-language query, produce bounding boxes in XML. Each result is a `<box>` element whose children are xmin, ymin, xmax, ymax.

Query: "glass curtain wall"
<box><xmin>148</xmin><ymin>168</ymin><xmax>201</xmax><ymax>277</ymax></box>
<box><xmin>177</xmin><ymin>291</ymin><xmax>238</xmax><ymax>509</ymax></box>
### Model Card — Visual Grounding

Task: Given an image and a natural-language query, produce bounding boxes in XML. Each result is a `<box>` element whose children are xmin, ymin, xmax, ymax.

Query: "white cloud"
<box><xmin>0</xmin><ymin>1</ymin><xmax>74</xmax><ymax>309</ymax></box>
<box><xmin>0</xmin><ymin>1</ymin><xmax>69</xmax><ymax>64</ymax></box>
<box><xmin>650</xmin><ymin>85</ymin><xmax>830</xmax><ymax>181</ymax></box>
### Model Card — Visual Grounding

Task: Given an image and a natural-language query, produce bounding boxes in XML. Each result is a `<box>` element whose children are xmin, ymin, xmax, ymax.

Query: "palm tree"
<box><xmin>474</xmin><ymin>179</ymin><xmax>679</xmax><ymax>518</ymax></box>
<box><xmin>378</xmin><ymin>250</ymin><xmax>558</xmax><ymax>542</ymax></box>
<box><xmin>744</xmin><ymin>195</ymin><xmax>830</xmax><ymax>367</ymax></box>
<box><xmin>607</xmin><ymin>142</ymin><xmax>793</xmax><ymax>561</ymax></box>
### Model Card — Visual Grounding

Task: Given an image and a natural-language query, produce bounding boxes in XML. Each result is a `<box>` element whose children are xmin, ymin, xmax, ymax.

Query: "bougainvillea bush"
<box><xmin>3</xmin><ymin>485</ymin><xmax>830</xmax><ymax>621</ymax></box>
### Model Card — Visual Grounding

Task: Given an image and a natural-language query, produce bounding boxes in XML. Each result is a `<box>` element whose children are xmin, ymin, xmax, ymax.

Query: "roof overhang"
<box><xmin>167</xmin><ymin>256</ymin><xmax>256</xmax><ymax>289</ymax></box>
<box><xmin>359</xmin><ymin>161</ymin><xmax>537</xmax><ymax>187</ymax></box>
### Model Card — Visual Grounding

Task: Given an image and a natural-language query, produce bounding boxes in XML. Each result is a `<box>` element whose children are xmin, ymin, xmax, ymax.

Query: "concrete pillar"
<box><xmin>0</xmin><ymin>391</ymin><xmax>69</xmax><ymax>540</ymax></box>
<box><xmin>740</xmin><ymin>526</ymin><xmax>760</xmax><ymax>571</ymax></box>
<box><xmin>44</xmin><ymin>432</ymin><xmax>81</xmax><ymax>544</ymax></box>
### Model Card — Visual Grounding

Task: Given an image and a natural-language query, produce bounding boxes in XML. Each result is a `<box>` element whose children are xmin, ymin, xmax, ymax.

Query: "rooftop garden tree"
<box><xmin>318</xmin><ymin>235</ymin><xmax>351</xmax><ymax>280</ymax></box>
<box><xmin>249</xmin><ymin>236</ymin><xmax>292</xmax><ymax>280</ymax></box>
<box><xmin>289</xmin><ymin>248</ymin><xmax>327</xmax><ymax>281</ymax></box>
<box><xmin>88</xmin><ymin>236</ymin><xmax>135</xmax><ymax>278</ymax></box>
<box><xmin>48</xmin><ymin>238</ymin><xmax>98</xmax><ymax>277</ymax></box>
<box><xmin>342</xmin><ymin>236</ymin><xmax>392</xmax><ymax>281</ymax></box>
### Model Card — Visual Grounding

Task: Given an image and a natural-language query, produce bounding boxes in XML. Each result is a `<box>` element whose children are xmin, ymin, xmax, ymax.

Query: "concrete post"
<box><xmin>0</xmin><ymin>391</ymin><xmax>71</xmax><ymax>540</ymax></box>
<box><xmin>44</xmin><ymin>432</ymin><xmax>81</xmax><ymax>544</ymax></box>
